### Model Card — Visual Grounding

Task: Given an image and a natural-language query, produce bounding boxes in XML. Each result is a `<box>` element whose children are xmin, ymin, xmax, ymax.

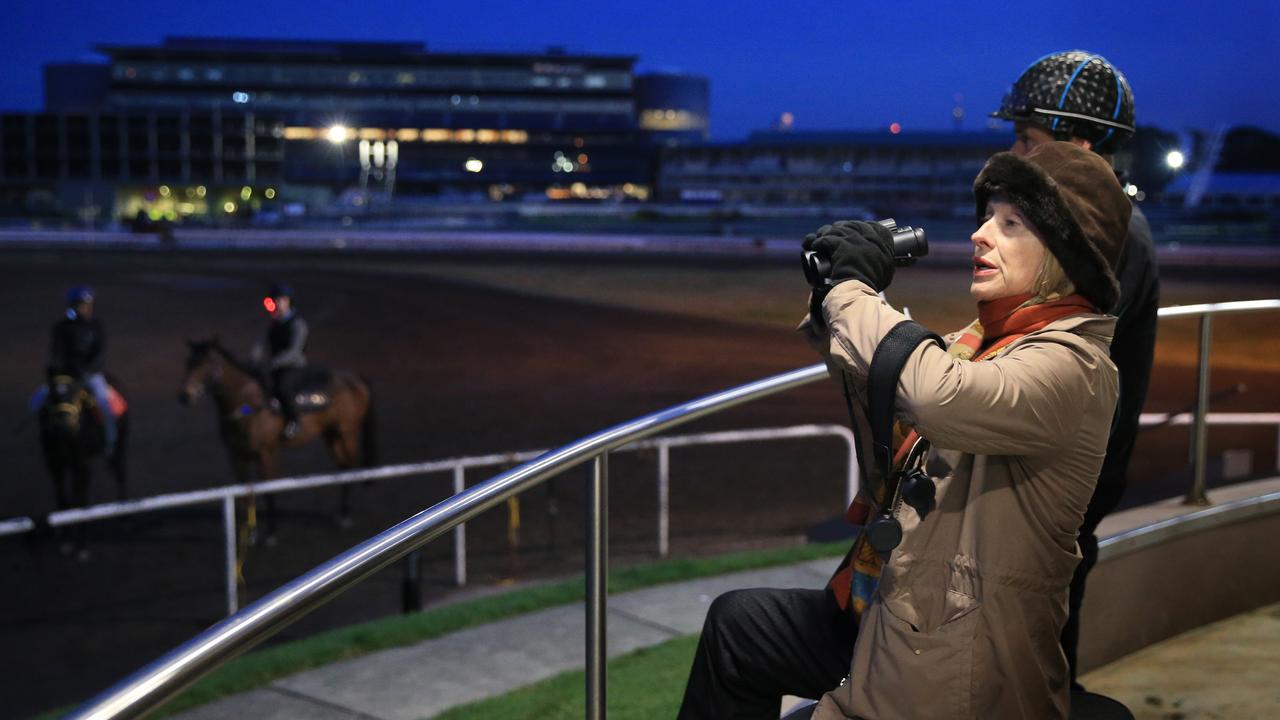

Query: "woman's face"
<box><xmin>970</xmin><ymin>198</ymin><xmax>1048</xmax><ymax>302</ymax></box>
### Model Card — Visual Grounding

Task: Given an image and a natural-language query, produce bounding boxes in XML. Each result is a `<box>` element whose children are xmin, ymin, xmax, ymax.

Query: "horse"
<box><xmin>39</xmin><ymin>374</ymin><xmax>129</xmax><ymax>558</ymax></box>
<box><xmin>177</xmin><ymin>337</ymin><xmax>377</xmax><ymax>542</ymax></box>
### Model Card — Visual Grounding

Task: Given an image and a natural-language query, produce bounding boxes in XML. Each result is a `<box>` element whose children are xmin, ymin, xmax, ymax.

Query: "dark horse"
<box><xmin>178</xmin><ymin>338</ymin><xmax>376</xmax><ymax>540</ymax></box>
<box><xmin>39</xmin><ymin>374</ymin><xmax>129</xmax><ymax>557</ymax></box>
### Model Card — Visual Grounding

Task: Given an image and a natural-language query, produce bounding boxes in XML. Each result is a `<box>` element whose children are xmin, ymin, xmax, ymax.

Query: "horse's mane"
<box><xmin>199</xmin><ymin>339</ymin><xmax>262</xmax><ymax>382</ymax></box>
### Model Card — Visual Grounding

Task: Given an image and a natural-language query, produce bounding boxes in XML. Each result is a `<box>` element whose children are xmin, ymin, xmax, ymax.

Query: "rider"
<box><xmin>49</xmin><ymin>285</ymin><xmax>116</xmax><ymax>455</ymax></box>
<box><xmin>251</xmin><ymin>283</ymin><xmax>309</xmax><ymax>441</ymax></box>
<box><xmin>993</xmin><ymin>50</ymin><xmax>1162</xmax><ymax>689</ymax></box>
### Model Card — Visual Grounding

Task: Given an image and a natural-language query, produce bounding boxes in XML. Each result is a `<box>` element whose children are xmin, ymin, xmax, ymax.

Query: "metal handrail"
<box><xmin>66</xmin><ymin>363</ymin><xmax>827</xmax><ymax>719</ymax></box>
<box><xmin>64</xmin><ymin>299</ymin><xmax>1280</xmax><ymax>720</ymax></box>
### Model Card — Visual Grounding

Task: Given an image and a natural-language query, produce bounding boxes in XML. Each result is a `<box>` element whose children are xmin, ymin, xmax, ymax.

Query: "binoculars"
<box><xmin>801</xmin><ymin>219</ymin><xmax>929</xmax><ymax>288</ymax></box>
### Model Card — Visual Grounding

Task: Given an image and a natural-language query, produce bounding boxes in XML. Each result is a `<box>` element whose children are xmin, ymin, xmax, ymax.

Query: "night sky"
<box><xmin>2</xmin><ymin>0</ymin><xmax>1276</xmax><ymax>140</ymax></box>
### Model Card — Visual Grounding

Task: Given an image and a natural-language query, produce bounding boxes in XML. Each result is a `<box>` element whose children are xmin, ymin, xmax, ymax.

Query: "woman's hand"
<box><xmin>808</xmin><ymin>221</ymin><xmax>896</xmax><ymax>292</ymax></box>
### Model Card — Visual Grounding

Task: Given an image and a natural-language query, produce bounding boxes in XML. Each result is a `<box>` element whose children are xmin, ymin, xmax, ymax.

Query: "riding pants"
<box><xmin>84</xmin><ymin>372</ymin><xmax>116</xmax><ymax>450</ymax></box>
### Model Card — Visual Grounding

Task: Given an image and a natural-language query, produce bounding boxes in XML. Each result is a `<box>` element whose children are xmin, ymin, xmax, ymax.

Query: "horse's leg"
<box><xmin>111</xmin><ymin>412</ymin><xmax>129</xmax><ymax>500</ymax></box>
<box><xmin>70</xmin><ymin>453</ymin><xmax>92</xmax><ymax>560</ymax></box>
<box><xmin>258</xmin><ymin>450</ymin><xmax>281</xmax><ymax>545</ymax></box>
<box><xmin>326</xmin><ymin>422</ymin><xmax>359</xmax><ymax>529</ymax></box>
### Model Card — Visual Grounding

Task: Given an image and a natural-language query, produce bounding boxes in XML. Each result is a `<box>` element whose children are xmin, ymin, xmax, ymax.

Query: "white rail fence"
<box><xmin>0</xmin><ymin>424</ymin><xmax>856</xmax><ymax>615</ymax></box>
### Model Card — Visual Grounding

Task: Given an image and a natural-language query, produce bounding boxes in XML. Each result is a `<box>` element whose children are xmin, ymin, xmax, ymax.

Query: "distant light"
<box><xmin>263</xmin><ymin>297</ymin><xmax>277</xmax><ymax>313</ymax></box>
<box><xmin>240</xmin><ymin>186</ymin><xmax>252</xmax><ymax>201</ymax></box>
<box><xmin>1166</xmin><ymin>150</ymin><xmax>1185</xmax><ymax>170</ymax></box>
<box><xmin>232</xmin><ymin>91</ymin><xmax>250</xmax><ymax>104</ymax></box>
<box><xmin>196</xmin><ymin>185</ymin><xmax>207</xmax><ymax>198</ymax></box>
<box><xmin>327</xmin><ymin>125</ymin><xmax>348</xmax><ymax>143</ymax></box>
<box><xmin>264</xmin><ymin>188</ymin><xmax>277</xmax><ymax>199</ymax></box>
<box><xmin>158</xmin><ymin>185</ymin><xmax>171</xmax><ymax>197</ymax></box>
<box><xmin>223</xmin><ymin>201</ymin><xmax>237</xmax><ymax>213</ymax></box>
<box><xmin>464</xmin><ymin>158</ymin><xmax>484</xmax><ymax>173</ymax></box>
<box><xmin>889</xmin><ymin>122</ymin><xmax>902</xmax><ymax>135</ymax></box>
<box><xmin>1126</xmin><ymin>184</ymin><xmax>1139</xmax><ymax>197</ymax></box>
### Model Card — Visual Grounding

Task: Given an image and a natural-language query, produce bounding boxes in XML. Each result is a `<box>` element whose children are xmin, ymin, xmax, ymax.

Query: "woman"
<box><xmin>810</xmin><ymin>141</ymin><xmax>1128</xmax><ymax>719</ymax></box>
<box><xmin>677</xmin><ymin>142</ymin><xmax>1130</xmax><ymax>720</ymax></box>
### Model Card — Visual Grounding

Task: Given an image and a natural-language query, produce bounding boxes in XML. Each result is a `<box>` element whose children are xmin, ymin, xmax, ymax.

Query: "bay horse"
<box><xmin>39</xmin><ymin>374</ymin><xmax>129</xmax><ymax>557</ymax></box>
<box><xmin>178</xmin><ymin>337</ymin><xmax>376</xmax><ymax>542</ymax></box>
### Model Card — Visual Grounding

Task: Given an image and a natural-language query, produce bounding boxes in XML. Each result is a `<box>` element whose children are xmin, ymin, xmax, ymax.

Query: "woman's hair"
<box><xmin>1029</xmin><ymin>250</ymin><xmax>1076</xmax><ymax>304</ymax></box>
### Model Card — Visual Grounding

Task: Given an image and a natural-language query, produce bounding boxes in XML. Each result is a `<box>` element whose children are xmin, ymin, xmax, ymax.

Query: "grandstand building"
<box><xmin>1</xmin><ymin>37</ymin><xmax>710</xmax><ymax>221</ymax></box>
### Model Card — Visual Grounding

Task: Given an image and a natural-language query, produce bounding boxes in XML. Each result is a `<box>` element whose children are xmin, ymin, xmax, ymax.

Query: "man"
<box><xmin>49</xmin><ymin>285</ymin><xmax>116</xmax><ymax>455</ymax></box>
<box><xmin>251</xmin><ymin>283</ymin><xmax>309</xmax><ymax>440</ymax></box>
<box><xmin>992</xmin><ymin>49</ymin><xmax>1161</xmax><ymax>688</ymax></box>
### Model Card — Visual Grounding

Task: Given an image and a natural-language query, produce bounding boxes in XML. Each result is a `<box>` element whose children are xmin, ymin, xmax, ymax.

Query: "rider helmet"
<box><xmin>65</xmin><ymin>285</ymin><xmax>94</xmax><ymax>307</ymax></box>
<box><xmin>993</xmin><ymin>51</ymin><xmax>1136</xmax><ymax>155</ymax></box>
<box><xmin>263</xmin><ymin>283</ymin><xmax>293</xmax><ymax>314</ymax></box>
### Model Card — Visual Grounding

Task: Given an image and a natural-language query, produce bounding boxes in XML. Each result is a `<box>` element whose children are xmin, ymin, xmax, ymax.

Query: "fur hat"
<box><xmin>973</xmin><ymin>142</ymin><xmax>1130</xmax><ymax>312</ymax></box>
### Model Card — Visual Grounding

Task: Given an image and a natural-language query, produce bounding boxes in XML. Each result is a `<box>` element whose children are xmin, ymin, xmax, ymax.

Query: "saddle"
<box><xmin>268</xmin><ymin>367</ymin><xmax>333</xmax><ymax>413</ymax></box>
<box><xmin>40</xmin><ymin>375</ymin><xmax>128</xmax><ymax>418</ymax></box>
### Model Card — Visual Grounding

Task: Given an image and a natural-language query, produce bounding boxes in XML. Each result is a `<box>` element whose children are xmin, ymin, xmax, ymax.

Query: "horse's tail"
<box><xmin>359</xmin><ymin>376</ymin><xmax>378</xmax><ymax>468</ymax></box>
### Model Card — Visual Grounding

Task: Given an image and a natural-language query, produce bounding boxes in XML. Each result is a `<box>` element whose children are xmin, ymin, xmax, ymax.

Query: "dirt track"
<box><xmin>0</xmin><ymin>247</ymin><xmax>1276</xmax><ymax>717</ymax></box>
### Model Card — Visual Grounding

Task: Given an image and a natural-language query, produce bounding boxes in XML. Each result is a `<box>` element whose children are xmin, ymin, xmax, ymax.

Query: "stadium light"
<box><xmin>1166</xmin><ymin>150</ymin><xmax>1185</xmax><ymax>170</ymax></box>
<box><xmin>464</xmin><ymin>158</ymin><xmax>484</xmax><ymax>173</ymax></box>
<box><xmin>327</xmin><ymin>125</ymin><xmax>349</xmax><ymax>144</ymax></box>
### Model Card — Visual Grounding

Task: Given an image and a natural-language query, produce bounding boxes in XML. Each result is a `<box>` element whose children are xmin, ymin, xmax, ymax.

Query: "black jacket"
<box><xmin>1084</xmin><ymin>203</ymin><xmax>1160</xmax><ymax>530</ymax></box>
<box><xmin>49</xmin><ymin>314</ymin><xmax>106</xmax><ymax>378</ymax></box>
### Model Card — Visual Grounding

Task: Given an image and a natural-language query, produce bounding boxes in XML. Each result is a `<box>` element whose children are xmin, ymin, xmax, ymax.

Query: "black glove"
<box><xmin>809</xmin><ymin>221</ymin><xmax>896</xmax><ymax>292</ymax></box>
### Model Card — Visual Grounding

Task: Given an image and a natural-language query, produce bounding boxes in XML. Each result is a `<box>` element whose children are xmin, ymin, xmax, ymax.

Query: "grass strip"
<box><xmin>42</xmin><ymin>540</ymin><xmax>844</xmax><ymax>719</ymax></box>
<box><xmin>432</xmin><ymin>634</ymin><xmax>702</xmax><ymax>720</ymax></box>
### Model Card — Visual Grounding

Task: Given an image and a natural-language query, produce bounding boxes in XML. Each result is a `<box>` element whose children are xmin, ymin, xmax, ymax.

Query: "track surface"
<box><xmin>0</xmin><ymin>248</ymin><xmax>1275</xmax><ymax>717</ymax></box>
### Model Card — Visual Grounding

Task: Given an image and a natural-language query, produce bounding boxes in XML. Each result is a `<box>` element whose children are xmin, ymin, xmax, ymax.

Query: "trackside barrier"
<box><xmin>0</xmin><ymin>425</ymin><xmax>856</xmax><ymax>615</ymax></box>
<box><xmin>57</xmin><ymin>298</ymin><xmax>1280</xmax><ymax>720</ymax></box>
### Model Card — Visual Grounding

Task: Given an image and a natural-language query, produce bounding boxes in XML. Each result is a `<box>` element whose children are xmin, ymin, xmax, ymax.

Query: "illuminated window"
<box><xmin>284</xmin><ymin>127</ymin><xmax>319</xmax><ymax>140</ymax></box>
<box><xmin>476</xmin><ymin>129</ymin><xmax>499</xmax><ymax>143</ymax></box>
<box><xmin>422</xmin><ymin>129</ymin><xmax>451</xmax><ymax>142</ymax></box>
<box><xmin>639</xmin><ymin>109</ymin><xmax>707</xmax><ymax>131</ymax></box>
<box><xmin>358</xmin><ymin>128</ymin><xmax>387</xmax><ymax>141</ymax></box>
<box><xmin>396</xmin><ymin>129</ymin><xmax>421</xmax><ymax>141</ymax></box>
<box><xmin>584</xmin><ymin>75</ymin><xmax>606</xmax><ymax>88</ymax></box>
<box><xmin>454</xmin><ymin>129</ymin><xmax>476</xmax><ymax>143</ymax></box>
<box><xmin>396</xmin><ymin>72</ymin><xmax>415</xmax><ymax>85</ymax></box>
<box><xmin>348</xmin><ymin>71</ymin><xmax>364</xmax><ymax>84</ymax></box>
<box><xmin>502</xmin><ymin>130</ymin><xmax>529</xmax><ymax>144</ymax></box>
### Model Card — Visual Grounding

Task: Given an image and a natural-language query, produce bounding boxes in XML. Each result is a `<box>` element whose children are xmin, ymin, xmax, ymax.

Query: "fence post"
<box><xmin>454</xmin><ymin>465</ymin><xmax>467</xmax><ymax>586</ymax></box>
<box><xmin>222</xmin><ymin>496</ymin><xmax>238</xmax><ymax>616</ymax></box>
<box><xmin>657</xmin><ymin>443</ymin><xmax>670</xmax><ymax>558</ymax></box>
<box><xmin>1187</xmin><ymin>314</ymin><xmax>1213</xmax><ymax>505</ymax></box>
<box><xmin>586</xmin><ymin>454</ymin><xmax>609</xmax><ymax>720</ymax></box>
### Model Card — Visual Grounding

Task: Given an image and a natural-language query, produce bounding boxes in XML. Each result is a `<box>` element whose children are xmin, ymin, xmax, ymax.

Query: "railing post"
<box><xmin>1187</xmin><ymin>313</ymin><xmax>1213</xmax><ymax>505</ymax></box>
<box><xmin>657</xmin><ymin>443</ymin><xmax>670</xmax><ymax>558</ymax></box>
<box><xmin>222</xmin><ymin>496</ymin><xmax>238</xmax><ymax>616</ymax></box>
<box><xmin>586</xmin><ymin>454</ymin><xmax>609</xmax><ymax>720</ymax></box>
<box><xmin>454</xmin><ymin>465</ymin><xmax>467</xmax><ymax>586</ymax></box>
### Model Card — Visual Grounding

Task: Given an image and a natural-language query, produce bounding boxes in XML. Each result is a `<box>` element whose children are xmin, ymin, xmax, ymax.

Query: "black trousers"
<box><xmin>1061</xmin><ymin>526</ymin><xmax>1100</xmax><ymax>689</ymax></box>
<box><xmin>271</xmin><ymin>367</ymin><xmax>303</xmax><ymax>423</ymax></box>
<box><xmin>677</xmin><ymin>588</ymin><xmax>857</xmax><ymax>720</ymax></box>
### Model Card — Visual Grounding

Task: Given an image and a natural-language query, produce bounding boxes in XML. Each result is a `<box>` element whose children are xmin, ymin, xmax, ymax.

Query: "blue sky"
<box><xmin>1</xmin><ymin>0</ymin><xmax>1276</xmax><ymax>139</ymax></box>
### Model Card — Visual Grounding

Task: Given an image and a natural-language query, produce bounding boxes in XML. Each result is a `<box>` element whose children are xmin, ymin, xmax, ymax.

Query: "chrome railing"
<box><xmin>1155</xmin><ymin>299</ymin><xmax>1280</xmax><ymax>503</ymax></box>
<box><xmin>65</xmin><ymin>299</ymin><xmax>1280</xmax><ymax>720</ymax></box>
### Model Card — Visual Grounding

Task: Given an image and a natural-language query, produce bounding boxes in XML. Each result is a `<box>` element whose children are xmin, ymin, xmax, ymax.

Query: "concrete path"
<box><xmin>174</xmin><ymin>559</ymin><xmax>837</xmax><ymax>720</ymax></box>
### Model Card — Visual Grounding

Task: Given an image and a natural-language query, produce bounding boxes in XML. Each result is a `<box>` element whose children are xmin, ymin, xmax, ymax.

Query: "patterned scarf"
<box><xmin>827</xmin><ymin>293</ymin><xmax>1096</xmax><ymax>618</ymax></box>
